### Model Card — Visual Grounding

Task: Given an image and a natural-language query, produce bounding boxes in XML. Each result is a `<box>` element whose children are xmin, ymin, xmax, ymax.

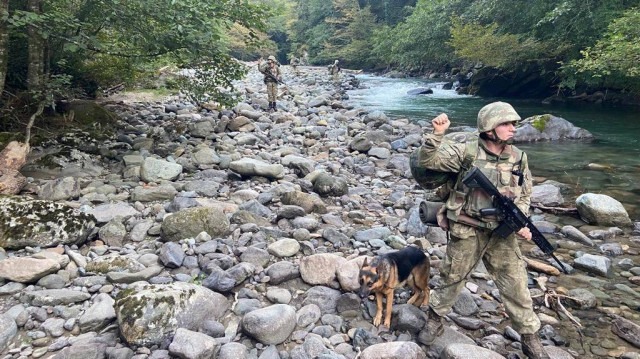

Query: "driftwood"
<box><xmin>523</xmin><ymin>256</ymin><xmax>561</xmax><ymax>276</ymax></box>
<box><xmin>530</xmin><ymin>203</ymin><xmax>579</xmax><ymax>215</ymax></box>
<box><xmin>0</xmin><ymin>141</ymin><xmax>29</xmax><ymax>195</ymax></box>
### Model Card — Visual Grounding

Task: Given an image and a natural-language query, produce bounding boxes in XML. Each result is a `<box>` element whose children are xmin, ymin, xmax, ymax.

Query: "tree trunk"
<box><xmin>0</xmin><ymin>0</ymin><xmax>8</xmax><ymax>95</ymax></box>
<box><xmin>27</xmin><ymin>0</ymin><xmax>44</xmax><ymax>91</ymax></box>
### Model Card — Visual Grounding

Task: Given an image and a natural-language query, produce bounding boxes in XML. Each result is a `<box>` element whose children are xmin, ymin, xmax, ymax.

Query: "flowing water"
<box><xmin>348</xmin><ymin>75</ymin><xmax>640</xmax><ymax>218</ymax></box>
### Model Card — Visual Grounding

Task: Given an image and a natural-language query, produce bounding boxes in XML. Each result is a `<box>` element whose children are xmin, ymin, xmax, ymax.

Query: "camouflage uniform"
<box><xmin>259</xmin><ymin>55</ymin><xmax>281</xmax><ymax>110</ymax></box>
<box><xmin>290</xmin><ymin>56</ymin><xmax>299</xmax><ymax>74</ymax></box>
<box><xmin>328</xmin><ymin>60</ymin><xmax>341</xmax><ymax>84</ymax></box>
<box><xmin>419</xmin><ymin>102</ymin><xmax>541</xmax><ymax>336</ymax></box>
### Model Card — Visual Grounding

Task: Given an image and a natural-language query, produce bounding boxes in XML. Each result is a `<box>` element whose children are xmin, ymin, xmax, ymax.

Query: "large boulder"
<box><xmin>515</xmin><ymin>115</ymin><xmax>594</xmax><ymax>142</ymax></box>
<box><xmin>161</xmin><ymin>207</ymin><xmax>230</xmax><ymax>242</ymax></box>
<box><xmin>0</xmin><ymin>196</ymin><xmax>94</xmax><ymax>249</ymax></box>
<box><xmin>299</xmin><ymin>253</ymin><xmax>347</xmax><ymax>286</ymax></box>
<box><xmin>531</xmin><ymin>184</ymin><xmax>564</xmax><ymax>206</ymax></box>
<box><xmin>140</xmin><ymin>157</ymin><xmax>183</xmax><ymax>182</ymax></box>
<box><xmin>0</xmin><ymin>257</ymin><xmax>60</xmax><ymax>283</ymax></box>
<box><xmin>115</xmin><ymin>282</ymin><xmax>228</xmax><ymax>346</ymax></box>
<box><xmin>575</xmin><ymin>193</ymin><xmax>632</xmax><ymax>227</ymax></box>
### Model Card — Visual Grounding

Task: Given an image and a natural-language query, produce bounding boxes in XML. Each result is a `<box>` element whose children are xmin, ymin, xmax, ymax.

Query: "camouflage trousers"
<box><xmin>430</xmin><ymin>222</ymin><xmax>541</xmax><ymax>334</ymax></box>
<box><xmin>332</xmin><ymin>73</ymin><xmax>340</xmax><ymax>85</ymax></box>
<box><xmin>266</xmin><ymin>82</ymin><xmax>278</xmax><ymax>102</ymax></box>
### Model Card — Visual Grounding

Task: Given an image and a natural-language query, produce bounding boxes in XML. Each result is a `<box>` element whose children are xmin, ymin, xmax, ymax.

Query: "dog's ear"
<box><xmin>361</xmin><ymin>257</ymin><xmax>368</xmax><ymax>268</ymax></box>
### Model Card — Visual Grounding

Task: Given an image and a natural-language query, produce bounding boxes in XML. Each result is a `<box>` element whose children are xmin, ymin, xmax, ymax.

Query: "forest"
<box><xmin>1</xmin><ymin>0</ymin><xmax>639</xmax><ymax>121</ymax></box>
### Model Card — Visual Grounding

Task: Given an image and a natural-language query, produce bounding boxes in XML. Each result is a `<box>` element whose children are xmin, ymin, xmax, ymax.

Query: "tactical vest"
<box><xmin>410</xmin><ymin>132</ymin><xmax>478</xmax><ymax>191</ymax></box>
<box><xmin>445</xmin><ymin>140</ymin><xmax>526</xmax><ymax>229</ymax></box>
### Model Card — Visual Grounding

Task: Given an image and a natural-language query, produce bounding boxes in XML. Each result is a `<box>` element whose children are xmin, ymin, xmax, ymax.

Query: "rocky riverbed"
<box><xmin>1</xmin><ymin>65</ymin><xmax>640</xmax><ymax>359</ymax></box>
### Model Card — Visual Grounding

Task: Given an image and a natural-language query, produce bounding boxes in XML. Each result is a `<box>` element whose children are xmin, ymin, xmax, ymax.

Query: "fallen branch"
<box><xmin>530</xmin><ymin>203</ymin><xmax>578</xmax><ymax>215</ymax></box>
<box><xmin>524</xmin><ymin>257</ymin><xmax>560</xmax><ymax>276</ymax></box>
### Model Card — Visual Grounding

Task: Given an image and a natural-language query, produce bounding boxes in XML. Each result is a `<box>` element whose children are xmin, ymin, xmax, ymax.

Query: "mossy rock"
<box><xmin>115</xmin><ymin>282</ymin><xmax>228</xmax><ymax>346</ymax></box>
<box><xmin>0</xmin><ymin>196</ymin><xmax>94</xmax><ymax>249</ymax></box>
<box><xmin>161</xmin><ymin>207</ymin><xmax>230</xmax><ymax>242</ymax></box>
<box><xmin>85</xmin><ymin>255</ymin><xmax>144</xmax><ymax>274</ymax></box>
<box><xmin>64</xmin><ymin>100</ymin><xmax>118</xmax><ymax>127</ymax></box>
<box><xmin>530</xmin><ymin>114</ymin><xmax>552</xmax><ymax>132</ymax></box>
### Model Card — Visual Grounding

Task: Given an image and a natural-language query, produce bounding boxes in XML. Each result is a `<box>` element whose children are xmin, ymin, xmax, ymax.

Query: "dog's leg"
<box><xmin>421</xmin><ymin>287</ymin><xmax>430</xmax><ymax>307</ymax></box>
<box><xmin>383</xmin><ymin>290</ymin><xmax>394</xmax><ymax>327</ymax></box>
<box><xmin>373</xmin><ymin>292</ymin><xmax>383</xmax><ymax>327</ymax></box>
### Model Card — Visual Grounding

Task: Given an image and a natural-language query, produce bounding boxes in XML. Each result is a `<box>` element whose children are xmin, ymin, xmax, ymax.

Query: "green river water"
<box><xmin>348</xmin><ymin>75</ymin><xmax>640</xmax><ymax>219</ymax></box>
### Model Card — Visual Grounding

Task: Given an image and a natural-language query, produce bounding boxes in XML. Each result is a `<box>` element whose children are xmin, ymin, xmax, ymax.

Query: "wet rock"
<box><xmin>115</xmin><ymin>282</ymin><xmax>228</xmax><ymax>346</ymax></box>
<box><xmin>241</xmin><ymin>304</ymin><xmax>296</xmax><ymax>344</ymax></box>
<box><xmin>161</xmin><ymin>207</ymin><xmax>229</xmax><ymax>242</ymax></box>
<box><xmin>573</xmin><ymin>253</ymin><xmax>611</xmax><ymax>277</ymax></box>
<box><xmin>0</xmin><ymin>257</ymin><xmax>60</xmax><ymax>283</ymax></box>
<box><xmin>360</xmin><ymin>341</ymin><xmax>426</xmax><ymax>359</ymax></box>
<box><xmin>140</xmin><ymin>157</ymin><xmax>182</xmax><ymax>182</ymax></box>
<box><xmin>560</xmin><ymin>226</ymin><xmax>594</xmax><ymax>246</ymax></box>
<box><xmin>612</xmin><ymin>316</ymin><xmax>640</xmax><ymax>348</ymax></box>
<box><xmin>169</xmin><ymin>328</ymin><xmax>219</xmax><ymax>359</ymax></box>
<box><xmin>0</xmin><ymin>197</ymin><xmax>94</xmax><ymax>249</ymax></box>
<box><xmin>576</xmin><ymin>193</ymin><xmax>632</xmax><ymax>227</ymax></box>
<box><xmin>565</xmin><ymin>288</ymin><xmax>597</xmax><ymax>309</ymax></box>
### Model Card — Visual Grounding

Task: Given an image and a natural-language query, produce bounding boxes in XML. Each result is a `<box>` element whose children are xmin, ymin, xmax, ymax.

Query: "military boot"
<box><xmin>272</xmin><ymin>102</ymin><xmax>277</xmax><ymax>111</ymax></box>
<box><xmin>421</xmin><ymin>307</ymin><xmax>444</xmax><ymax>345</ymax></box>
<box><xmin>521</xmin><ymin>333</ymin><xmax>550</xmax><ymax>359</ymax></box>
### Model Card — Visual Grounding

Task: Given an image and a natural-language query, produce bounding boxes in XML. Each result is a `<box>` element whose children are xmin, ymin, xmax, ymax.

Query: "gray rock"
<box><xmin>169</xmin><ymin>328</ymin><xmax>218</xmax><ymax>359</ymax></box>
<box><xmin>302</xmin><ymin>286</ymin><xmax>341</xmax><ymax>314</ymax></box>
<box><xmin>218</xmin><ymin>342</ymin><xmax>248</xmax><ymax>359</ymax></box>
<box><xmin>354</xmin><ymin>227</ymin><xmax>392</xmax><ymax>242</ymax></box>
<box><xmin>576</xmin><ymin>193</ymin><xmax>632</xmax><ymax>227</ymax></box>
<box><xmin>322</xmin><ymin>228</ymin><xmax>349</xmax><ymax>246</ymax></box>
<box><xmin>422</xmin><ymin>326</ymin><xmax>475</xmax><ymax>357</ymax></box>
<box><xmin>99</xmin><ymin>219</ymin><xmax>127</xmax><ymax>247</ymax></box>
<box><xmin>300</xmin><ymin>253</ymin><xmax>347</xmax><ymax>286</ymax></box>
<box><xmin>140</xmin><ymin>157</ymin><xmax>183</xmax><ymax>182</ymax></box>
<box><xmin>560</xmin><ymin>226</ymin><xmax>594</xmax><ymax>246</ymax></box>
<box><xmin>532</xmin><ymin>184</ymin><xmax>564</xmax><ymax>206</ymax></box>
<box><xmin>573</xmin><ymin>253</ymin><xmax>611</xmax><ymax>277</ymax></box>
<box><xmin>51</xmin><ymin>342</ymin><xmax>107</xmax><ymax>359</ymax></box>
<box><xmin>192</xmin><ymin>147</ymin><xmax>221</xmax><ymax>167</ymax></box>
<box><xmin>393</xmin><ymin>304</ymin><xmax>428</xmax><ymax>332</ymax></box>
<box><xmin>37</xmin><ymin>274</ymin><xmax>67</xmax><ymax>289</ymax></box>
<box><xmin>161</xmin><ymin>207</ymin><xmax>230</xmax><ymax>242</ymax></box>
<box><xmin>128</xmin><ymin>220</ymin><xmax>154</xmax><ymax>242</ymax></box>
<box><xmin>183</xmin><ymin>181</ymin><xmax>220</xmax><ymax>197</ymax></box>
<box><xmin>0</xmin><ymin>314</ymin><xmax>17</xmax><ymax>352</ymax></box>
<box><xmin>131</xmin><ymin>184</ymin><xmax>178</xmax><ymax>202</ymax></box>
<box><xmin>277</xmin><ymin>205</ymin><xmax>306</xmax><ymax>220</ymax></box>
<box><xmin>89</xmin><ymin>202</ymin><xmax>139</xmax><ymax>223</ymax></box>
<box><xmin>240</xmin><ymin>247</ymin><xmax>271</xmax><ymax>268</ymax></box>
<box><xmin>297</xmin><ymin>304</ymin><xmax>322</xmax><ymax>327</ymax></box>
<box><xmin>79</xmin><ymin>293</ymin><xmax>116</xmax><ymax>332</ymax></box>
<box><xmin>27</xmin><ymin>288</ymin><xmax>91</xmax><ymax>306</ymax></box>
<box><xmin>349</xmin><ymin>136</ymin><xmax>373</xmax><ymax>152</ymax></box>
<box><xmin>159</xmin><ymin>242</ymin><xmax>185</xmax><ymax>268</ymax></box>
<box><xmin>360</xmin><ymin>341</ymin><xmax>426</xmax><ymax>359</ymax></box>
<box><xmin>189</xmin><ymin>120</ymin><xmax>214</xmax><ymax>138</ymax></box>
<box><xmin>368</xmin><ymin>147</ymin><xmax>390</xmax><ymax>159</ymax></box>
<box><xmin>107</xmin><ymin>347</ymin><xmax>134</xmax><ymax>359</ymax></box>
<box><xmin>106</xmin><ymin>265</ymin><xmax>163</xmax><ymax>283</ymax></box>
<box><xmin>116</xmin><ymin>282</ymin><xmax>228</xmax><ymax>346</ymax></box>
<box><xmin>312</xmin><ymin>173</ymin><xmax>348</xmax><ymax>197</ymax></box>
<box><xmin>281</xmin><ymin>191</ymin><xmax>327</xmax><ymax>214</ymax></box>
<box><xmin>282</xmin><ymin>155</ymin><xmax>315</xmax><ymax>177</ymax></box>
<box><xmin>565</xmin><ymin>288</ymin><xmax>597</xmax><ymax>309</ymax></box>
<box><xmin>266</xmin><ymin>261</ymin><xmax>300</xmax><ymax>285</ymax></box>
<box><xmin>0</xmin><ymin>197</ymin><xmax>94</xmax><ymax>249</ymax></box>
<box><xmin>242</xmin><ymin>304</ymin><xmax>296</xmax><ymax>344</ymax></box>
<box><xmin>612</xmin><ymin>315</ymin><xmax>640</xmax><ymax>348</ymax></box>
<box><xmin>200</xmin><ymin>320</ymin><xmax>225</xmax><ymax>338</ymax></box>
<box><xmin>453</xmin><ymin>291</ymin><xmax>479</xmax><ymax>316</ymax></box>
<box><xmin>515</xmin><ymin>115</ymin><xmax>594</xmax><ymax>142</ymax></box>
<box><xmin>229</xmin><ymin>158</ymin><xmax>284</xmax><ymax>180</ymax></box>
<box><xmin>39</xmin><ymin>176</ymin><xmax>81</xmax><ymax>201</ymax></box>
<box><xmin>441</xmin><ymin>344</ymin><xmax>505</xmax><ymax>359</ymax></box>
<box><xmin>268</xmin><ymin>238</ymin><xmax>300</xmax><ymax>257</ymax></box>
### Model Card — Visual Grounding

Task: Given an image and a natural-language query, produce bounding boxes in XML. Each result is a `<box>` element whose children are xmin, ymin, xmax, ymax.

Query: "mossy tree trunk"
<box><xmin>0</xmin><ymin>0</ymin><xmax>8</xmax><ymax>95</ymax></box>
<box><xmin>27</xmin><ymin>0</ymin><xmax>44</xmax><ymax>91</ymax></box>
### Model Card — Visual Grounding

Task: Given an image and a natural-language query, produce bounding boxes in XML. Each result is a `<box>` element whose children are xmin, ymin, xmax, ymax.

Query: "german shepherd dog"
<box><xmin>359</xmin><ymin>246</ymin><xmax>431</xmax><ymax>328</ymax></box>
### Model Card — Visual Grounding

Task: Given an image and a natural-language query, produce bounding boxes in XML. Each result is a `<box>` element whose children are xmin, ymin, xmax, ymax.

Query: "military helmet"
<box><xmin>267</xmin><ymin>55</ymin><xmax>276</xmax><ymax>61</ymax></box>
<box><xmin>477</xmin><ymin>102</ymin><xmax>521</xmax><ymax>133</ymax></box>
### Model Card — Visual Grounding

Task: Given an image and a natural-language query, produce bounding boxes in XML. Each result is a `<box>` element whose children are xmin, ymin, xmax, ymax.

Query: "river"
<box><xmin>348</xmin><ymin>74</ymin><xmax>640</xmax><ymax>218</ymax></box>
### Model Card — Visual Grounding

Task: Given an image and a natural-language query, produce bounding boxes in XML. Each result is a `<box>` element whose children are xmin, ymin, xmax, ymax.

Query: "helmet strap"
<box><xmin>485</xmin><ymin>129</ymin><xmax>513</xmax><ymax>145</ymax></box>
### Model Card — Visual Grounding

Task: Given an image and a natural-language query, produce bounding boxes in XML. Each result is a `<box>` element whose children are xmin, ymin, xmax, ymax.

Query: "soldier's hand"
<box><xmin>516</xmin><ymin>227</ymin><xmax>532</xmax><ymax>241</ymax></box>
<box><xmin>432</xmin><ymin>113</ymin><xmax>450</xmax><ymax>135</ymax></box>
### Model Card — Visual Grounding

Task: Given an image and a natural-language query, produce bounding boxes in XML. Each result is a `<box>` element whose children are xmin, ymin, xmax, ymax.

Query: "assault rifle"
<box><xmin>462</xmin><ymin>167</ymin><xmax>569</xmax><ymax>274</ymax></box>
<box><xmin>264</xmin><ymin>70</ymin><xmax>287</xmax><ymax>87</ymax></box>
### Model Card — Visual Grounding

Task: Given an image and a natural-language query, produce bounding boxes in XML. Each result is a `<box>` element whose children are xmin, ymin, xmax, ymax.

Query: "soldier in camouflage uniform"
<box><xmin>258</xmin><ymin>55</ymin><xmax>282</xmax><ymax>111</ymax></box>
<box><xmin>418</xmin><ymin>102</ymin><xmax>550</xmax><ymax>359</ymax></box>
<box><xmin>328</xmin><ymin>59</ymin><xmax>341</xmax><ymax>85</ymax></box>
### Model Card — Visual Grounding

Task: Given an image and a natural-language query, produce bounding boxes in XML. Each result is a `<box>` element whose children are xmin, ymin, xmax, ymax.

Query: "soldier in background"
<box><xmin>290</xmin><ymin>55</ymin><xmax>300</xmax><ymax>75</ymax></box>
<box><xmin>328</xmin><ymin>59</ymin><xmax>341</xmax><ymax>85</ymax></box>
<box><xmin>258</xmin><ymin>55</ymin><xmax>282</xmax><ymax>111</ymax></box>
<box><xmin>418</xmin><ymin>102</ymin><xmax>550</xmax><ymax>359</ymax></box>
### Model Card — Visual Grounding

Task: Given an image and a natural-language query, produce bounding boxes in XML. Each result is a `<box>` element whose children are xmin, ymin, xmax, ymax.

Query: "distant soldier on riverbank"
<box><xmin>290</xmin><ymin>55</ymin><xmax>300</xmax><ymax>75</ymax></box>
<box><xmin>258</xmin><ymin>55</ymin><xmax>282</xmax><ymax>112</ymax></box>
<box><xmin>328</xmin><ymin>59</ymin><xmax>341</xmax><ymax>85</ymax></box>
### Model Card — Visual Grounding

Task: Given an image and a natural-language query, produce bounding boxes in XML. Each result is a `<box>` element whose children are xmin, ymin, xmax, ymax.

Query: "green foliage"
<box><xmin>569</xmin><ymin>7</ymin><xmax>640</xmax><ymax>85</ymax></box>
<box><xmin>176</xmin><ymin>55</ymin><xmax>248</xmax><ymax>108</ymax></box>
